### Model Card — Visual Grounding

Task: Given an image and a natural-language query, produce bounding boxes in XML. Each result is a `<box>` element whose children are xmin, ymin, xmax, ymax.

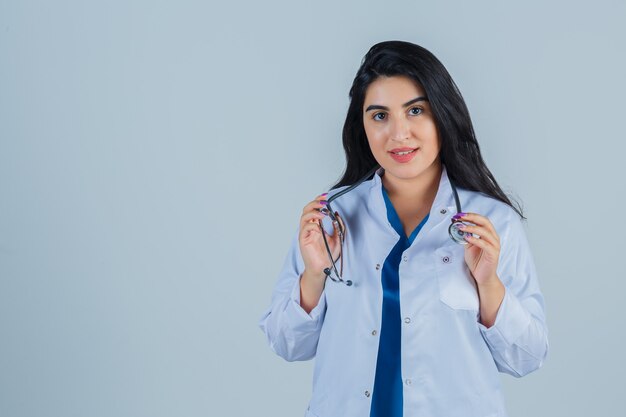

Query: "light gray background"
<box><xmin>1</xmin><ymin>1</ymin><xmax>623</xmax><ymax>416</ymax></box>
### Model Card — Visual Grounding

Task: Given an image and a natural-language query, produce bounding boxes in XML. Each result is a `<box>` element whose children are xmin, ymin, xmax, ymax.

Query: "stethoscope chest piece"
<box><xmin>448</xmin><ymin>220</ymin><xmax>470</xmax><ymax>245</ymax></box>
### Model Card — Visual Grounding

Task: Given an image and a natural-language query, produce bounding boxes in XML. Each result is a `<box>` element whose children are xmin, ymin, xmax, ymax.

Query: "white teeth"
<box><xmin>393</xmin><ymin>149</ymin><xmax>416</xmax><ymax>155</ymax></box>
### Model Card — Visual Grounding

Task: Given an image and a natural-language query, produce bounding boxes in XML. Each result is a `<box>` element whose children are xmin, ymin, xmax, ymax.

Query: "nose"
<box><xmin>390</xmin><ymin>116</ymin><xmax>410</xmax><ymax>142</ymax></box>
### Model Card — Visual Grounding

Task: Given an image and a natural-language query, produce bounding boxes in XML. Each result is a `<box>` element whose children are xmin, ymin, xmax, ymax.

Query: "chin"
<box><xmin>382</xmin><ymin>159</ymin><xmax>440</xmax><ymax>180</ymax></box>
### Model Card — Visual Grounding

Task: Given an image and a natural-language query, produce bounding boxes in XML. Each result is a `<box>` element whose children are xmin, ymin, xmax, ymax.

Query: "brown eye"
<box><xmin>373</xmin><ymin>112</ymin><xmax>386</xmax><ymax>121</ymax></box>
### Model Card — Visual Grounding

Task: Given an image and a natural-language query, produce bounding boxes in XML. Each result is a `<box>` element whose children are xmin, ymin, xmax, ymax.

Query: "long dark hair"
<box><xmin>331</xmin><ymin>40</ymin><xmax>525</xmax><ymax>220</ymax></box>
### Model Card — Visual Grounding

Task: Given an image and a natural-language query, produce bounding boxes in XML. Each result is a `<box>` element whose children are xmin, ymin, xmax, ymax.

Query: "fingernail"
<box><xmin>452</xmin><ymin>212</ymin><xmax>467</xmax><ymax>219</ymax></box>
<box><xmin>320</xmin><ymin>200</ymin><xmax>328</xmax><ymax>205</ymax></box>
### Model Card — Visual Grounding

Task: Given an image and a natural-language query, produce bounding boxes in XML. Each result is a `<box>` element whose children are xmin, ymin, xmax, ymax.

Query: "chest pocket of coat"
<box><xmin>434</xmin><ymin>245</ymin><xmax>479</xmax><ymax>311</ymax></box>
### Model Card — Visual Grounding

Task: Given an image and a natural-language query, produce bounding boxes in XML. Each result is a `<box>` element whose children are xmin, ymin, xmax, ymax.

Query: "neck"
<box><xmin>381</xmin><ymin>160</ymin><xmax>443</xmax><ymax>206</ymax></box>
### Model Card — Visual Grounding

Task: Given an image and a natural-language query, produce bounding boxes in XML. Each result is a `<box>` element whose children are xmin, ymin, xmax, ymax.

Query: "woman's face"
<box><xmin>363</xmin><ymin>75</ymin><xmax>441</xmax><ymax>185</ymax></box>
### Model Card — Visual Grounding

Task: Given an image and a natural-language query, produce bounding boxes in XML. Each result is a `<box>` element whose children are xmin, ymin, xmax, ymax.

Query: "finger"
<box><xmin>302</xmin><ymin>193</ymin><xmax>330</xmax><ymax>214</ymax></box>
<box><xmin>300</xmin><ymin>210</ymin><xmax>327</xmax><ymax>229</ymax></box>
<box><xmin>302</xmin><ymin>217</ymin><xmax>328</xmax><ymax>234</ymax></box>
<box><xmin>456</xmin><ymin>213</ymin><xmax>499</xmax><ymax>242</ymax></box>
<box><xmin>300</xmin><ymin>213</ymin><xmax>323</xmax><ymax>234</ymax></box>
<box><xmin>300</xmin><ymin>222</ymin><xmax>325</xmax><ymax>242</ymax></box>
<box><xmin>301</xmin><ymin>219</ymin><xmax>321</xmax><ymax>232</ymax></box>
<box><xmin>463</xmin><ymin>213</ymin><xmax>492</xmax><ymax>240</ymax></box>
<box><xmin>463</xmin><ymin>233</ymin><xmax>498</xmax><ymax>257</ymax></box>
<box><xmin>458</xmin><ymin>224</ymin><xmax>500</xmax><ymax>250</ymax></box>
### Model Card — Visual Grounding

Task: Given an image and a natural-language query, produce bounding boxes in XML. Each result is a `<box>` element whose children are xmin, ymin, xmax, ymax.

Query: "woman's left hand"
<box><xmin>455</xmin><ymin>212</ymin><xmax>501</xmax><ymax>286</ymax></box>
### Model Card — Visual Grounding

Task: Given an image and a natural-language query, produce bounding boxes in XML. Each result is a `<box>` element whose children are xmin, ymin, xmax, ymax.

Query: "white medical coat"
<box><xmin>258</xmin><ymin>165</ymin><xmax>549</xmax><ymax>417</ymax></box>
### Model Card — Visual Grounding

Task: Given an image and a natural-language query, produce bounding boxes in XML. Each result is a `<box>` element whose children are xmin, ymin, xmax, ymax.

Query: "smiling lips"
<box><xmin>389</xmin><ymin>147</ymin><xmax>419</xmax><ymax>163</ymax></box>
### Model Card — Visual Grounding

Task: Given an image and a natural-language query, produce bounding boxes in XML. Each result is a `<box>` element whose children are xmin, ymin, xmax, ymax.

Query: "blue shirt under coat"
<box><xmin>370</xmin><ymin>184</ymin><xmax>430</xmax><ymax>417</ymax></box>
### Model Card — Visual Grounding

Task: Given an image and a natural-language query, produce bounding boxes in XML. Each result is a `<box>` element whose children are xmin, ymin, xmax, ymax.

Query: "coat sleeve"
<box><xmin>476</xmin><ymin>208</ymin><xmax>549</xmax><ymax>377</ymax></box>
<box><xmin>258</xmin><ymin>225</ymin><xmax>328</xmax><ymax>362</ymax></box>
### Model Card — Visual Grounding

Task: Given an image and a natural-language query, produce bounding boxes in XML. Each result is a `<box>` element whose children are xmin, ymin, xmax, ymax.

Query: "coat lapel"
<box><xmin>367</xmin><ymin>164</ymin><xmax>459</xmax><ymax>247</ymax></box>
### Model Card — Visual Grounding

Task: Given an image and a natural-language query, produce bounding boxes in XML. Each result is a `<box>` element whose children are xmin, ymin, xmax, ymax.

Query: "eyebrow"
<box><xmin>365</xmin><ymin>96</ymin><xmax>429</xmax><ymax>112</ymax></box>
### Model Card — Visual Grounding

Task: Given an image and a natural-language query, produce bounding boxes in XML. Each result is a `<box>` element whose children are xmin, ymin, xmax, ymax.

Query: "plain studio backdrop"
<box><xmin>0</xmin><ymin>1</ymin><xmax>624</xmax><ymax>416</ymax></box>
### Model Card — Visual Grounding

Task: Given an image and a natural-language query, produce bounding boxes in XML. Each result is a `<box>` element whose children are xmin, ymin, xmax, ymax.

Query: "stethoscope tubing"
<box><xmin>321</xmin><ymin>163</ymin><xmax>473</xmax><ymax>285</ymax></box>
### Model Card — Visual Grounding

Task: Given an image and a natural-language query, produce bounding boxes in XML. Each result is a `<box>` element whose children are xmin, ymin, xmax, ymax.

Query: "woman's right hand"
<box><xmin>299</xmin><ymin>193</ymin><xmax>345</xmax><ymax>279</ymax></box>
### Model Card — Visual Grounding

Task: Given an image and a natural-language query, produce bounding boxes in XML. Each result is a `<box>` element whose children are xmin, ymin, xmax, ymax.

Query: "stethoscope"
<box><xmin>323</xmin><ymin>163</ymin><xmax>473</xmax><ymax>285</ymax></box>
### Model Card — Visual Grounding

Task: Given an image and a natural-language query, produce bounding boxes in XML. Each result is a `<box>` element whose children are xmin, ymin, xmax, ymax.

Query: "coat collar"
<box><xmin>367</xmin><ymin>164</ymin><xmax>460</xmax><ymax>244</ymax></box>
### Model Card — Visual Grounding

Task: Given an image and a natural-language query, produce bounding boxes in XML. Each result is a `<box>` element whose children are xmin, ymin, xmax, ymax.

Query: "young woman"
<box><xmin>258</xmin><ymin>40</ymin><xmax>548</xmax><ymax>417</ymax></box>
